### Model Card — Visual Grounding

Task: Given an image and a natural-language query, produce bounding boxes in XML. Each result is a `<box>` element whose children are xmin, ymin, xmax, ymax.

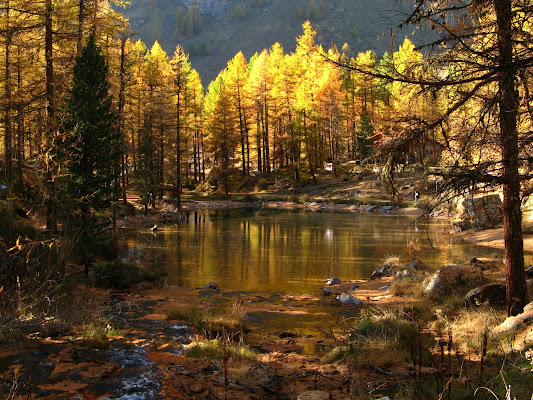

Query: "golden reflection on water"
<box><xmin>125</xmin><ymin>209</ymin><xmax>505</xmax><ymax>293</ymax></box>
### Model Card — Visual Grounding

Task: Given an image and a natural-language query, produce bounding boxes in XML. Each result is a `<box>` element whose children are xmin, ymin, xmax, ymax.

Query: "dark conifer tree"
<box><xmin>63</xmin><ymin>34</ymin><xmax>120</xmax><ymax>214</ymax></box>
<box><xmin>62</xmin><ymin>34</ymin><xmax>121</xmax><ymax>274</ymax></box>
<box><xmin>355</xmin><ymin>111</ymin><xmax>373</xmax><ymax>161</ymax></box>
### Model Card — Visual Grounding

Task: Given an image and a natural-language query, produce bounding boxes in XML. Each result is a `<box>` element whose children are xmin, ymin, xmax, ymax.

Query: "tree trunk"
<box><xmin>256</xmin><ymin>106</ymin><xmax>262</xmax><ymax>173</ymax></box>
<box><xmin>237</xmin><ymin>83</ymin><xmax>246</xmax><ymax>175</ymax></box>
<box><xmin>119</xmin><ymin>37</ymin><xmax>127</xmax><ymax>204</ymax></box>
<box><xmin>45</xmin><ymin>0</ymin><xmax>57</xmax><ymax>234</ymax></box>
<box><xmin>4</xmin><ymin>0</ymin><xmax>13</xmax><ymax>194</ymax></box>
<box><xmin>77</xmin><ymin>0</ymin><xmax>85</xmax><ymax>57</ymax></box>
<box><xmin>263</xmin><ymin>91</ymin><xmax>270</xmax><ymax>172</ymax></box>
<box><xmin>176</xmin><ymin>87</ymin><xmax>182</xmax><ymax>210</ymax></box>
<box><xmin>494</xmin><ymin>0</ymin><xmax>529</xmax><ymax>316</ymax></box>
<box><xmin>16</xmin><ymin>46</ymin><xmax>24</xmax><ymax>182</ymax></box>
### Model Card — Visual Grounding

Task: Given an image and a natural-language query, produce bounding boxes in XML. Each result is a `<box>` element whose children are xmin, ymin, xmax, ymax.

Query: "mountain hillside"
<box><xmin>122</xmin><ymin>0</ymin><xmax>435</xmax><ymax>84</ymax></box>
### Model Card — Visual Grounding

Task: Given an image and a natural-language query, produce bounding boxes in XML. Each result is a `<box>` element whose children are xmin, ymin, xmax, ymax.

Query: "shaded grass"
<box><xmin>187</xmin><ymin>338</ymin><xmax>255</xmax><ymax>362</ymax></box>
<box><xmin>323</xmin><ymin>308</ymin><xmax>432</xmax><ymax>368</ymax></box>
<box><xmin>81</xmin><ymin>319</ymin><xmax>121</xmax><ymax>349</ymax></box>
<box><xmin>167</xmin><ymin>301</ymin><xmax>248</xmax><ymax>338</ymax></box>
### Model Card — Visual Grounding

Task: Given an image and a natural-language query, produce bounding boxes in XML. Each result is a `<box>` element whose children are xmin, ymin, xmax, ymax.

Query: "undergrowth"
<box><xmin>167</xmin><ymin>301</ymin><xmax>248</xmax><ymax>338</ymax></box>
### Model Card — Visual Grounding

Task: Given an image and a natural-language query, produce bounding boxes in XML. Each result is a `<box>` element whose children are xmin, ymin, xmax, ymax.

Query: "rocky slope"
<box><xmin>120</xmin><ymin>0</ymin><xmax>437</xmax><ymax>83</ymax></box>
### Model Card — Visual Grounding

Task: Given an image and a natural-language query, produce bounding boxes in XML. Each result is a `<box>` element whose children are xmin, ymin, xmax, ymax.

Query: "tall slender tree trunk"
<box><xmin>256</xmin><ymin>106</ymin><xmax>262</xmax><ymax>173</ymax></box>
<box><xmin>4</xmin><ymin>0</ymin><xmax>13</xmax><ymax>195</ymax></box>
<box><xmin>16</xmin><ymin>46</ymin><xmax>24</xmax><ymax>182</ymax></box>
<box><xmin>159</xmin><ymin>110</ymin><xmax>164</xmax><ymax>199</ymax></box>
<box><xmin>237</xmin><ymin>84</ymin><xmax>246</xmax><ymax>175</ymax></box>
<box><xmin>91</xmin><ymin>0</ymin><xmax>98</xmax><ymax>35</ymax></box>
<box><xmin>193</xmin><ymin>130</ymin><xmax>198</xmax><ymax>183</ymax></box>
<box><xmin>148</xmin><ymin>86</ymin><xmax>155</xmax><ymax>208</ymax></box>
<box><xmin>77</xmin><ymin>0</ymin><xmax>85</xmax><ymax>57</ymax></box>
<box><xmin>494</xmin><ymin>0</ymin><xmax>528</xmax><ymax>316</ymax></box>
<box><xmin>176</xmin><ymin>88</ymin><xmax>182</xmax><ymax>209</ymax></box>
<box><xmin>200</xmin><ymin>130</ymin><xmax>206</xmax><ymax>181</ymax></box>
<box><xmin>263</xmin><ymin>92</ymin><xmax>270</xmax><ymax>172</ymax></box>
<box><xmin>45</xmin><ymin>0</ymin><xmax>57</xmax><ymax>234</ymax></box>
<box><xmin>118</xmin><ymin>37</ymin><xmax>127</xmax><ymax>204</ymax></box>
<box><xmin>304</xmin><ymin>110</ymin><xmax>316</xmax><ymax>183</ymax></box>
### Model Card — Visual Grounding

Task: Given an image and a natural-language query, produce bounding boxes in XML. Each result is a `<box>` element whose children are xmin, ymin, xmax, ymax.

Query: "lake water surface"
<box><xmin>126</xmin><ymin>209</ymin><xmax>507</xmax><ymax>293</ymax></box>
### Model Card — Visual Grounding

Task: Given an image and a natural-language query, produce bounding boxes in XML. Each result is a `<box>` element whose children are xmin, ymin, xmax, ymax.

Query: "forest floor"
<box><xmin>2</xmin><ymin>165</ymin><xmax>533</xmax><ymax>399</ymax></box>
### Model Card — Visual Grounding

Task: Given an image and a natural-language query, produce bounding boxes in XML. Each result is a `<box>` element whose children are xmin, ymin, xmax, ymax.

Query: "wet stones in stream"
<box><xmin>0</xmin><ymin>341</ymin><xmax>163</xmax><ymax>400</ymax></box>
<box><xmin>0</xmin><ymin>295</ymin><xmax>196</xmax><ymax>399</ymax></box>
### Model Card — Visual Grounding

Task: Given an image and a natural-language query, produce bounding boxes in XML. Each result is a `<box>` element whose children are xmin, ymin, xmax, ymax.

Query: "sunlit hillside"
<box><xmin>121</xmin><ymin>0</ymin><xmax>436</xmax><ymax>83</ymax></box>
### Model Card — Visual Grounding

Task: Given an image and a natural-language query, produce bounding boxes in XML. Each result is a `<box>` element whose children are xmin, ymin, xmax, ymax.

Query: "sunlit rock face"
<box><xmin>178</xmin><ymin>0</ymin><xmax>230</xmax><ymax>17</ymax></box>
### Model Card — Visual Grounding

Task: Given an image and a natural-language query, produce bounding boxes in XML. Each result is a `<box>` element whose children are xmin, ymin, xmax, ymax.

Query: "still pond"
<box><xmin>125</xmin><ymin>209</ymin><xmax>509</xmax><ymax>294</ymax></box>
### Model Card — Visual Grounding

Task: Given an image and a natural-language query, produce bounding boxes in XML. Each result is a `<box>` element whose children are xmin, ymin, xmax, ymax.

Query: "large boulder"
<box><xmin>461</xmin><ymin>194</ymin><xmax>503</xmax><ymax>231</ymax></box>
<box><xmin>424</xmin><ymin>264</ymin><xmax>481</xmax><ymax>299</ymax></box>
<box><xmin>464</xmin><ymin>283</ymin><xmax>506</xmax><ymax>307</ymax></box>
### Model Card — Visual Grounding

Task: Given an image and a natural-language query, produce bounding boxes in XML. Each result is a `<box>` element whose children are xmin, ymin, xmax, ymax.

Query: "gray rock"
<box><xmin>464</xmin><ymin>283</ymin><xmax>506</xmax><ymax>307</ymax></box>
<box><xmin>208</xmin><ymin>281</ymin><xmax>220</xmax><ymax>291</ymax></box>
<box><xmin>321</xmin><ymin>287</ymin><xmax>333</xmax><ymax>296</ymax></box>
<box><xmin>424</xmin><ymin>264</ymin><xmax>476</xmax><ymax>299</ymax></box>
<box><xmin>365</xmin><ymin>205</ymin><xmax>378</xmax><ymax>212</ymax></box>
<box><xmin>377</xmin><ymin>284</ymin><xmax>390</xmax><ymax>291</ymax></box>
<box><xmin>461</xmin><ymin>194</ymin><xmax>503</xmax><ymax>230</ymax></box>
<box><xmin>409</xmin><ymin>258</ymin><xmax>429</xmax><ymax>271</ymax></box>
<box><xmin>382</xmin><ymin>206</ymin><xmax>393</xmax><ymax>211</ymax></box>
<box><xmin>395</xmin><ymin>268</ymin><xmax>415</xmax><ymax>280</ymax></box>
<box><xmin>371</xmin><ymin>264</ymin><xmax>393</xmax><ymax>280</ymax></box>
<box><xmin>336</xmin><ymin>292</ymin><xmax>363</xmax><ymax>306</ymax></box>
<box><xmin>326</xmin><ymin>277</ymin><xmax>341</xmax><ymax>285</ymax></box>
<box><xmin>469</xmin><ymin>257</ymin><xmax>498</xmax><ymax>271</ymax></box>
<box><xmin>424</xmin><ymin>273</ymin><xmax>443</xmax><ymax>298</ymax></box>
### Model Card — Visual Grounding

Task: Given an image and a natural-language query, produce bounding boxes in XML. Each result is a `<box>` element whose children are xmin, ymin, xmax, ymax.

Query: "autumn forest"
<box><xmin>2</xmin><ymin>0</ymin><xmax>533</xmax><ymax>358</ymax></box>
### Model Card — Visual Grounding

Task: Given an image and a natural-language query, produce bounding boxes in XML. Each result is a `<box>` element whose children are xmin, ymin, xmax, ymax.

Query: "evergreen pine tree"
<box><xmin>61</xmin><ymin>34</ymin><xmax>121</xmax><ymax>274</ymax></box>
<box><xmin>63</xmin><ymin>34</ymin><xmax>120</xmax><ymax>214</ymax></box>
<box><xmin>355</xmin><ymin>111</ymin><xmax>373</xmax><ymax>161</ymax></box>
